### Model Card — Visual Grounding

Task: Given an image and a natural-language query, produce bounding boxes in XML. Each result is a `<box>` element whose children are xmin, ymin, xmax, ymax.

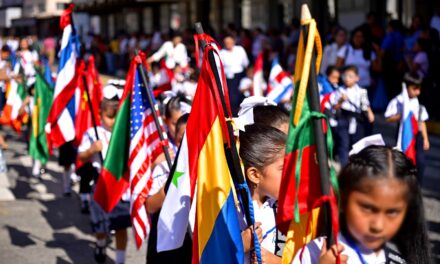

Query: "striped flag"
<box><xmin>157</xmin><ymin>42</ymin><xmax>243</xmax><ymax>263</ymax></box>
<box><xmin>0</xmin><ymin>64</ymin><xmax>28</xmax><ymax>133</ymax></box>
<box><xmin>276</xmin><ymin>8</ymin><xmax>339</xmax><ymax>263</ymax></box>
<box><xmin>267</xmin><ymin>58</ymin><xmax>293</xmax><ymax>103</ymax></box>
<box><xmin>94</xmin><ymin>54</ymin><xmax>167</xmax><ymax>248</ymax></box>
<box><xmin>252</xmin><ymin>52</ymin><xmax>264</xmax><ymax>96</ymax></box>
<box><xmin>397</xmin><ymin>84</ymin><xmax>418</xmax><ymax>164</ymax></box>
<box><xmin>46</xmin><ymin>4</ymin><xmax>79</xmax><ymax>149</ymax></box>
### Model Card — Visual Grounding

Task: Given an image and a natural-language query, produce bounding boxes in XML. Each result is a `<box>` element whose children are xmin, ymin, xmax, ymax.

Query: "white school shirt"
<box><xmin>240</xmin><ymin>198</ymin><xmax>285</xmax><ymax>263</ymax></box>
<box><xmin>384</xmin><ymin>94</ymin><xmax>429</xmax><ymax>125</ymax></box>
<box><xmin>78</xmin><ymin>126</ymin><xmax>112</xmax><ymax>172</ymax></box>
<box><xmin>292</xmin><ymin>233</ymin><xmax>386</xmax><ymax>264</ymax></box>
<box><xmin>331</xmin><ymin>84</ymin><xmax>370</xmax><ymax>113</ymax></box>
<box><xmin>151</xmin><ymin>41</ymin><xmax>188</xmax><ymax>68</ymax></box>
<box><xmin>337</xmin><ymin>45</ymin><xmax>376</xmax><ymax>87</ymax></box>
<box><xmin>320</xmin><ymin>43</ymin><xmax>343</xmax><ymax>75</ymax></box>
<box><xmin>148</xmin><ymin>160</ymin><xmax>170</xmax><ymax>197</ymax></box>
<box><xmin>219</xmin><ymin>45</ymin><xmax>249</xmax><ymax>79</ymax></box>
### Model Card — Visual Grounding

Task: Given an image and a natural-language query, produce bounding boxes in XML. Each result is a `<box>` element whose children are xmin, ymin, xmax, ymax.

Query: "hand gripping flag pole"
<box><xmin>194</xmin><ymin>22</ymin><xmax>262</xmax><ymax>264</ymax></box>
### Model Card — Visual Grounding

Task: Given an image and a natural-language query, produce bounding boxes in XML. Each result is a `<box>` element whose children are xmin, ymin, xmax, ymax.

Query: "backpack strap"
<box><xmin>384</xmin><ymin>242</ymin><xmax>407</xmax><ymax>264</ymax></box>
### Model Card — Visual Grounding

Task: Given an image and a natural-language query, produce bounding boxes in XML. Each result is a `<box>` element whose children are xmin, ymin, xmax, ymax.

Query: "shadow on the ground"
<box><xmin>46</xmin><ymin>232</ymin><xmax>115</xmax><ymax>264</ymax></box>
<box><xmin>3</xmin><ymin>225</ymin><xmax>37</xmax><ymax>247</ymax></box>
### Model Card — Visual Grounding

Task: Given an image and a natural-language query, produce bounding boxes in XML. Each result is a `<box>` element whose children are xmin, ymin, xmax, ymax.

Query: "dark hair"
<box><xmin>253</xmin><ymin>105</ymin><xmax>289</xmax><ymax>131</ymax></box>
<box><xmin>350</xmin><ymin>27</ymin><xmax>372</xmax><ymax>61</ymax></box>
<box><xmin>239</xmin><ymin>124</ymin><xmax>286</xmax><ymax>171</ymax></box>
<box><xmin>164</xmin><ymin>94</ymin><xmax>192</xmax><ymax>119</ymax></box>
<box><xmin>339</xmin><ymin>146</ymin><xmax>431</xmax><ymax>264</ymax></box>
<box><xmin>100</xmin><ymin>98</ymin><xmax>119</xmax><ymax>118</ymax></box>
<box><xmin>175</xmin><ymin>113</ymin><xmax>189</xmax><ymax>134</ymax></box>
<box><xmin>1</xmin><ymin>45</ymin><xmax>10</xmax><ymax>53</ymax></box>
<box><xmin>403</xmin><ymin>72</ymin><xmax>422</xmax><ymax>87</ymax></box>
<box><xmin>343</xmin><ymin>65</ymin><xmax>359</xmax><ymax>75</ymax></box>
<box><xmin>325</xmin><ymin>65</ymin><xmax>340</xmax><ymax>76</ymax></box>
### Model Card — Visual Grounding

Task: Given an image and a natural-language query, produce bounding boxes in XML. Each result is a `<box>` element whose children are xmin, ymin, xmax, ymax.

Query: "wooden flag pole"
<box><xmin>301</xmin><ymin>4</ymin><xmax>334</xmax><ymax>248</ymax></box>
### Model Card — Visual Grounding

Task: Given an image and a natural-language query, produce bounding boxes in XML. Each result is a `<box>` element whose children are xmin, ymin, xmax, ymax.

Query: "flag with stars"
<box><xmin>94</xmin><ymin>53</ymin><xmax>167</xmax><ymax>248</ymax></box>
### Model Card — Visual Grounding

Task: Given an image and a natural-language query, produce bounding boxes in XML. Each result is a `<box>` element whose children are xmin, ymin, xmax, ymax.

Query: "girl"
<box><xmin>336</xmin><ymin>27</ymin><xmax>380</xmax><ymax>91</ymax></box>
<box><xmin>293</xmin><ymin>145</ymin><xmax>431</xmax><ymax>264</ymax></box>
<box><xmin>239</xmin><ymin>124</ymin><xmax>287</xmax><ymax>263</ymax></box>
<box><xmin>163</xmin><ymin>93</ymin><xmax>192</xmax><ymax>153</ymax></box>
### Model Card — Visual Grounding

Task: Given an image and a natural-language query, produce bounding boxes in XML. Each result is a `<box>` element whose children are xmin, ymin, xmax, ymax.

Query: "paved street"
<box><xmin>0</xmin><ymin>115</ymin><xmax>439</xmax><ymax>263</ymax></box>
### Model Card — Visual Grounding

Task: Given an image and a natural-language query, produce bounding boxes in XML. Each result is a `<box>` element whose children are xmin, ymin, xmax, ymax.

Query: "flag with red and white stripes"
<box><xmin>94</xmin><ymin>54</ymin><xmax>167</xmax><ymax>248</ymax></box>
<box><xmin>46</xmin><ymin>4</ymin><xmax>80</xmax><ymax>149</ymax></box>
<box><xmin>267</xmin><ymin>58</ymin><xmax>293</xmax><ymax>103</ymax></box>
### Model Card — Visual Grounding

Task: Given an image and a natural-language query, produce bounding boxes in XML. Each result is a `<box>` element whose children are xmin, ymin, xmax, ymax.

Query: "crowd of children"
<box><xmin>0</xmin><ymin>23</ymin><xmax>435</xmax><ymax>264</ymax></box>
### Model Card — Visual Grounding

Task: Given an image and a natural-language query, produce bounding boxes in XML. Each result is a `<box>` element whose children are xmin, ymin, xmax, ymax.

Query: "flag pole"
<box><xmin>136</xmin><ymin>58</ymin><xmax>173</xmax><ymax>169</ymax></box>
<box><xmin>194</xmin><ymin>22</ymin><xmax>253</xmax><ymax>227</ymax></box>
<box><xmin>69</xmin><ymin>9</ymin><xmax>104</xmax><ymax>164</ymax></box>
<box><xmin>301</xmin><ymin>5</ymin><xmax>334</xmax><ymax>247</ymax></box>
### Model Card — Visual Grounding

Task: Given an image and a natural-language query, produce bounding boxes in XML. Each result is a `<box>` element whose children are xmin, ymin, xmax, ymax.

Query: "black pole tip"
<box><xmin>195</xmin><ymin>22</ymin><xmax>204</xmax><ymax>34</ymax></box>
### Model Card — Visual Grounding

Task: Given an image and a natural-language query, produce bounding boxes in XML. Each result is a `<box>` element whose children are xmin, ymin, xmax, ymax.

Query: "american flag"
<box><xmin>129</xmin><ymin>68</ymin><xmax>167</xmax><ymax>247</ymax></box>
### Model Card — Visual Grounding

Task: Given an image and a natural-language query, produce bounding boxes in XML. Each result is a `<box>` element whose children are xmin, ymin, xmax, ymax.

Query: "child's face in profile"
<box><xmin>101</xmin><ymin>106</ymin><xmax>117</xmax><ymax>131</ymax></box>
<box><xmin>344</xmin><ymin>177</ymin><xmax>408</xmax><ymax>252</ymax></box>
<box><xmin>165</xmin><ymin>110</ymin><xmax>183</xmax><ymax>140</ymax></box>
<box><xmin>342</xmin><ymin>70</ymin><xmax>359</xmax><ymax>88</ymax></box>
<box><xmin>258</xmin><ymin>149</ymin><xmax>284</xmax><ymax>200</ymax></box>
<box><xmin>327</xmin><ymin>70</ymin><xmax>340</xmax><ymax>86</ymax></box>
<box><xmin>407</xmin><ymin>85</ymin><xmax>421</xmax><ymax>98</ymax></box>
<box><xmin>174</xmin><ymin>123</ymin><xmax>186</xmax><ymax>149</ymax></box>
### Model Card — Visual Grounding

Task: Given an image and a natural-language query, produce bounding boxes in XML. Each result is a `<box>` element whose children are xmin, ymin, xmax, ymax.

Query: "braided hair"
<box><xmin>339</xmin><ymin>146</ymin><xmax>431</xmax><ymax>264</ymax></box>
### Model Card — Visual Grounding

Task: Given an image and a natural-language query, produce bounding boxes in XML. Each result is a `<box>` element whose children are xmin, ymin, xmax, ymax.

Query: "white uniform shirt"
<box><xmin>320</xmin><ymin>43</ymin><xmax>343</xmax><ymax>75</ymax></box>
<box><xmin>78</xmin><ymin>126</ymin><xmax>112</xmax><ymax>172</ymax></box>
<box><xmin>240</xmin><ymin>198</ymin><xmax>285</xmax><ymax>263</ymax></box>
<box><xmin>219</xmin><ymin>45</ymin><xmax>249</xmax><ymax>79</ymax></box>
<box><xmin>148</xmin><ymin>160</ymin><xmax>170</xmax><ymax>197</ymax></box>
<box><xmin>384</xmin><ymin>94</ymin><xmax>429</xmax><ymax>128</ymax></box>
<box><xmin>337</xmin><ymin>45</ymin><xmax>376</xmax><ymax>87</ymax></box>
<box><xmin>151</xmin><ymin>41</ymin><xmax>188</xmax><ymax>68</ymax></box>
<box><xmin>292</xmin><ymin>234</ymin><xmax>386</xmax><ymax>264</ymax></box>
<box><xmin>331</xmin><ymin>84</ymin><xmax>370</xmax><ymax>113</ymax></box>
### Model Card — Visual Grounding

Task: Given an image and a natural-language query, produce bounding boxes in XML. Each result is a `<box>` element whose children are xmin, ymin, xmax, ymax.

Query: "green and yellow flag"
<box><xmin>29</xmin><ymin>68</ymin><xmax>54</xmax><ymax>164</ymax></box>
<box><xmin>276</xmin><ymin>5</ymin><xmax>339</xmax><ymax>263</ymax></box>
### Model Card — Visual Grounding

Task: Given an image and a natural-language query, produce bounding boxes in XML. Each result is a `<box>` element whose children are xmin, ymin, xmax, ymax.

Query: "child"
<box><xmin>163</xmin><ymin>94</ymin><xmax>192</xmax><ymax>153</ymax></box>
<box><xmin>293</xmin><ymin>145</ymin><xmax>431</xmax><ymax>264</ymax></box>
<box><xmin>239</xmin><ymin>123</ymin><xmax>287</xmax><ymax>263</ymax></box>
<box><xmin>332</xmin><ymin>65</ymin><xmax>374</xmax><ymax>166</ymax></box>
<box><xmin>384</xmin><ymin>73</ymin><xmax>430</xmax><ymax>181</ymax></box>
<box><xmin>78</xmin><ymin>97</ymin><xmax>131</xmax><ymax>264</ymax></box>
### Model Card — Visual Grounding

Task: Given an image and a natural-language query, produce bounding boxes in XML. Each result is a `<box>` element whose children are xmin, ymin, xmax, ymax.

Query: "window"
<box><xmin>56</xmin><ymin>3</ymin><xmax>66</xmax><ymax>11</ymax></box>
<box><xmin>38</xmin><ymin>3</ymin><xmax>45</xmax><ymax>12</ymax></box>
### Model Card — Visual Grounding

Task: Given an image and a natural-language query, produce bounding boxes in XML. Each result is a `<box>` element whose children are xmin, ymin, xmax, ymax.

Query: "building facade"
<box><xmin>0</xmin><ymin>0</ymin><xmax>23</xmax><ymax>35</ymax></box>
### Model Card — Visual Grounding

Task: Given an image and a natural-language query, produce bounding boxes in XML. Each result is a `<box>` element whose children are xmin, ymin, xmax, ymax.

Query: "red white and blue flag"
<box><xmin>267</xmin><ymin>58</ymin><xmax>293</xmax><ymax>103</ymax></box>
<box><xmin>46</xmin><ymin>4</ymin><xmax>79</xmax><ymax>149</ymax></box>
<box><xmin>397</xmin><ymin>84</ymin><xmax>419</xmax><ymax>164</ymax></box>
<box><xmin>128</xmin><ymin>64</ymin><xmax>167</xmax><ymax>247</ymax></box>
<box><xmin>252</xmin><ymin>52</ymin><xmax>264</xmax><ymax>96</ymax></box>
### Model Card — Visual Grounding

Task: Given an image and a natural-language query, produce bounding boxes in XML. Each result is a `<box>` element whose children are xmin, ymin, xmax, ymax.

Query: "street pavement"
<box><xmin>0</xmin><ymin>115</ymin><xmax>439</xmax><ymax>263</ymax></box>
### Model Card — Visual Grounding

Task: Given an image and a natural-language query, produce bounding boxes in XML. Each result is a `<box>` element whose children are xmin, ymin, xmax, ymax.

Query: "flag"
<box><xmin>252</xmin><ymin>52</ymin><xmax>264</xmax><ymax>96</ymax></box>
<box><xmin>30</xmin><ymin>68</ymin><xmax>54</xmax><ymax>164</ymax></box>
<box><xmin>46</xmin><ymin>4</ymin><xmax>79</xmax><ymax>149</ymax></box>
<box><xmin>157</xmin><ymin>44</ymin><xmax>244</xmax><ymax>264</ymax></box>
<box><xmin>276</xmin><ymin>10</ymin><xmax>339</xmax><ymax>263</ymax></box>
<box><xmin>267</xmin><ymin>58</ymin><xmax>293</xmax><ymax>103</ymax></box>
<box><xmin>397</xmin><ymin>84</ymin><xmax>418</xmax><ymax>164</ymax></box>
<box><xmin>94</xmin><ymin>54</ymin><xmax>167</xmax><ymax>248</ymax></box>
<box><xmin>74</xmin><ymin>55</ymin><xmax>102</xmax><ymax>146</ymax></box>
<box><xmin>43</xmin><ymin>58</ymin><xmax>55</xmax><ymax>87</ymax></box>
<box><xmin>151</xmin><ymin>61</ymin><xmax>172</xmax><ymax>98</ymax></box>
<box><xmin>0</xmin><ymin>64</ymin><xmax>28</xmax><ymax>133</ymax></box>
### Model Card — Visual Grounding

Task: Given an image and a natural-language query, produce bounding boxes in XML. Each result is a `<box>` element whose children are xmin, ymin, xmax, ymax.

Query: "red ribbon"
<box><xmin>299</xmin><ymin>191</ymin><xmax>340</xmax><ymax>264</ymax></box>
<box><xmin>193</xmin><ymin>33</ymin><xmax>221</xmax><ymax>69</ymax></box>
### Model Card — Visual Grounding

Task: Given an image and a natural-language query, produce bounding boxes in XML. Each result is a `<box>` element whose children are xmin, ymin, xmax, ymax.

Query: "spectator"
<box><xmin>147</xmin><ymin>33</ymin><xmax>188</xmax><ymax>69</ymax></box>
<box><xmin>408</xmin><ymin>38</ymin><xmax>429</xmax><ymax>79</ymax></box>
<box><xmin>219</xmin><ymin>35</ymin><xmax>250</xmax><ymax>115</ymax></box>
<box><xmin>430</xmin><ymin>4</ymin><xmax>440</xmax><ymax>39</ymax></box>
<box><xmin>336</xmin><ymin>27</ymin><xmax>380</xmax><ymax>92</ymax></box>
<box><xmin>320</xmin><ymin>27</ymin><xmax>347</xmax><ymax>75</ymax></box>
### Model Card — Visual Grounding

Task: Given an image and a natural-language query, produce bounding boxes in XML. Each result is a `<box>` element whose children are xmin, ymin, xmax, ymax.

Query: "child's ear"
<box><xmin>246</xmin><ymin>167</ymin><xmax>262</xmax><ymax>187</ymax></box>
